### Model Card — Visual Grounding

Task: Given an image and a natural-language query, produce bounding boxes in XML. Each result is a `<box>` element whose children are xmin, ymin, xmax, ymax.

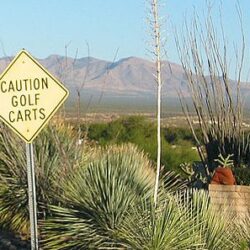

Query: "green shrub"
<box><xmin>117</xmin><ymin>190</ymin><xmax>246</xmax><ymax>249</ymax></box>
<box><xmin>161</xmin><ymin>140</ymin><xmax>199</xmax><ymax>174</ymax></box>
<box><xmin>234</xmin><ymin>167</ymin><xmax>250</xmax><ymax>185</ymax></box>
<box><xmin>42</xmin><ymin>144</ymin><xmax>156</xmax><ymax>249</ymax></box>
<box><xmin>117</xmin><ymin>195</ymin><xmax>202</xmax><ymax>250</ymax></box>
<box><xmin>164</xmin><ymin>127</ymin><xmax>199</xmax><ymax>144</ymax></box>
<box><xmin>0</xmin><ymin>123</ymin><xmax>85</xmax><ymax>236</ymax></box>
<box><xmin>86</xmin><ymin>116</ymin><xmax>199</xmax><ymax>174</ymax></box>
<box><xmin>87</xmin><ymin>123</ymin><xmax>109</xmax><ymax>145</ymax></box>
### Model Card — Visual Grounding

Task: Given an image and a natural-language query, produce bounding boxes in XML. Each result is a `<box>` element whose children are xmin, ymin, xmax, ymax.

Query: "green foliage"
<box><xmin>215</xmin><ymin>154</ymin><xmax>234</xmax><ymax>168</ymax></box>
<box><xmin>0</xmin><ymin>123</ymin><xmax>85</xmax><ymax>236</ymax></box>
<box><xmin>88</xmin><ymin>122</ymin><xmax>125</xmax><ymax>145</ymax></box>
<box><xmin>42</xmin><ymin>144</ymin><xmax>156</xmax><ymax>249</ymax></box>
<box><xmin>125</xmin><ymin>189</ymin><xmax>240</xmax><ymax>250</ymax></box>
<box><xmin>0</xmin><ymin>121</ymin><xmax>248</xmax><ymax>248</ymax></box>
<box><xmin>164</xmin><ymin>127</ymin><xmax>201</xmax><ymax>144</ymax></box>
<box><xmin>235</xmin><ymin>216</ymin><xmax>250</xmax><ymax>249</ymax></box>
<box><xmin>87</xmin><ymin>116</ymin><xmax>147</xmax><ymax>145</ymax></box>
<box><xmin>117</xmin><ymin>197</ymin><xmax>202</xmax><ymax>250</ymax></box>
<box><xmin>0</xmin><ymin>129</ymin><xmax>28</xmax><ymax>234</ymax></box>
<box><xmin>117</xmin><ymin>189</ymin><xmax>243</xmax><ymax>249</ymax></box>
<box><xmin>86</xmin><ymin>116</ymin><xmax>199</xmax><ymax>173</ymax></box>
<box><xmin>161</xmin><ymin>140</ymin><xmax>199</xmax><ymax>173</ymax></box>
<box><xmin>87</xmin><ymin>116</ymin><xmax>249</xmax><ymax>184</ymax></box>
<box><xmin>41</xmin><ymin>141</ymin><xmax>247</xmax><ymax>249</ymax></box>
<box><xmin>185</xmin><ymin>190</ymin><xmax>236</xmax><ymax>249</ymax></box>
<box><xmin>234</xmin><ymin>167</ymin><xmax>250</xmax><ymax>185</ymax></box>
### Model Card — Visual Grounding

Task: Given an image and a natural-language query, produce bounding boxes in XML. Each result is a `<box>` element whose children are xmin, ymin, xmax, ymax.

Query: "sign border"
<box><xmin>0</xmin><ymin>49</ymin><xmax>69</xmax><ymax>143</ymax></box>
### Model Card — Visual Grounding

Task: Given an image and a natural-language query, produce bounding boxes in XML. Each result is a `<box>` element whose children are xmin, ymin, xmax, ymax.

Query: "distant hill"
<box><xmin>0</xmin><ymin>55</ymin><xmax>250</xmax><ymax>113</ymax></box>
<box><xmin>0</xmin><ymin>55</ymin><xmax>189</xmax><ymax>97</ymax></box>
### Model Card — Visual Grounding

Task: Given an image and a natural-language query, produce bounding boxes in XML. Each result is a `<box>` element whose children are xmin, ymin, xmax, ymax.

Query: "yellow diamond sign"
<box><xmin>0</xmin><ymin>49</ymin><xmax>69</xmax><ymax>143</ymax></box>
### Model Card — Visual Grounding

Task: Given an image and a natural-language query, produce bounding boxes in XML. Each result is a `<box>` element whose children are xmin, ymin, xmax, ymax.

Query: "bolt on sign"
<box><xmin>0</xmin><ymin>49</ymin><xmax>69</xmax><ymax>143</ymax></box>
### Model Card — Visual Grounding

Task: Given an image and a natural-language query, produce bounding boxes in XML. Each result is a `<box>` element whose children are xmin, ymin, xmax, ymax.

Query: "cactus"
<box><xmin>215</xmin><ymin>154</ymin><xmax>234</xmax><ymax>168</ymax></box>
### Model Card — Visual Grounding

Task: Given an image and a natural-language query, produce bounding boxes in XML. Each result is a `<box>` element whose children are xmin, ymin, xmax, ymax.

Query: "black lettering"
<box><xmin>9</xmin><ymin>81</ymin><xmax>15</xmax><ymax>92</ymax></box>
<box><xmin>33</xmin><ymin>78</ymin><xmax>40</xmax><ymax>90</ymax></box>
<box><xmin>20</xmin><ymin>95</ymin><xmax>27</xmax><ymax>106</ymax></box>
<box><xmin>34</xmin><ymin>93</ymin><xmax>40</xmax><ymax>105</ymax></box>
<box><xmin>23</xmin><ymin>79</ymin><xmax>29</xmax><ymax>91</ymax></box>
<box><xmin>32</xmin><ymin>109</ymin><xmax>37</xmax><ymax>120</ymax></box>
<box><xmin>9</xmin><ymin>111</ymin><xmax>15</xmax><ymax>122</ymax></box>
<box><xmin>11</xmin><ymin>96</ymin><xmax>18</xmax><ymax>107</ymax></box>
<box><xmin>27</xmin><ymin>94</ymin><xmax>34</xmax><ymax>106</ymax></box>
<box><xmin>16</xmin><ymin>110</ymin><xmax>23</xmax><ymax>122</ymax></box>
<box><xmin>0</xmin><ymin>81</ymin><xmax>7</xmax><ymax>93</ymax></box>
<box><xmin>41</xmin><ymin>77</ymin><xmax>48</xmax><ymax>89</ymax></box>
<box><xmin>39</xmin><ymin>108</ymin><xmax>45</xmax><ymax>120</ymax></box>
<box><xmin>16</xmin><ymin>80</ymin><xmax>22</xmax><ymax>91</ymax></box>
<box><xmin>24</xmin><ymin>110</ymin><xmax>31</xmax><ymax>121</ymax></box>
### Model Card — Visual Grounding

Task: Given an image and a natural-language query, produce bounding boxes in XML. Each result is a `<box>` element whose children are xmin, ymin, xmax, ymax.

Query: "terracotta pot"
<box><xmin>211</xmin><ymin>167</ymin><xmax>236</xmax><ymax>185</ymax></box>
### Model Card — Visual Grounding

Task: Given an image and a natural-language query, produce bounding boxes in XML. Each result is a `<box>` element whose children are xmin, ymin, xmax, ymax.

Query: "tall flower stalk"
<box><xmin>149</xmin><ymin>0</ymin><xmax>163</xmax><ymax>206</ymax></box>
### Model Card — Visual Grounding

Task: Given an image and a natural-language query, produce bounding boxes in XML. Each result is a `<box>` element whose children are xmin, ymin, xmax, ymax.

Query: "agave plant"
<box><xmin>117</xmin><ymin>189</ymin><xmax>245</xmax><ymax>250</ymax></box>
<box><xmin>0</xmin><ymin>127</ymin><xmax>28</xmax><ymax>234</ymax></box>
<box><xmin>182</xmin><ymin>189</ymin><xmax>237</xmax><ymax>249</ymax></box>
<box><xmin>40</xmin><ymin>141</ymin><xmax>250</xmax><ymax>249</ymax></box>
<box><xmin>233</xmin><ymin>216</ymin><xmax>250</xmax><ymax>249</ymax></box>
<box><xmin>42</xmin><ymin>144</ymin><xmax>157</xmax><ymax>249</ymax></box>
<box><xmin>0</xmin><ymin>122</ymin><xmax>85</xmax><ymax>236</ymax></box>
<box><xmin>117</xmin><ymin>195</ymin><xmax>203</xmax><ymax>250</ymax></box>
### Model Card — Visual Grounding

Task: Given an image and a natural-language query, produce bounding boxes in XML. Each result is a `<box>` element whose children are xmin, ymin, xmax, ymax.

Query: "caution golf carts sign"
<box><xmin>0</xmin><ymin>49</ymin><xmax>69</xmax><ymax>143</ymax></box>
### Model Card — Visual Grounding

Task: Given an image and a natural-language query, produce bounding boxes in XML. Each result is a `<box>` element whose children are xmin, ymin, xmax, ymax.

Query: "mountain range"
<box><xmin>0</xmin><ymin>55</ymin><xmax>249</xmax><ymax>112</ymax></box>
<box><xmin>0</xmin><ymin>55</ymin><xmax>189</xmax><ymax>96</ymax></box>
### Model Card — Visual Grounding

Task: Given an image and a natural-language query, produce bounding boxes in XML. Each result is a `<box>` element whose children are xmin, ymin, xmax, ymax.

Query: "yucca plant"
<box><xmin>34</xmin><ymin>123</ymin><xmax>88</xmax><ymax>218</ymax></box>
<box><xmin>118</xmin><ymin>189</ymin><xmax>244</xmax><ymax>250</ymax></box>
<box><xmin>183</xmin><ymin>189</ymin><xmax>237</xmax><ymax>249</ymax></box>
<box><xmin>0</xmin><ymin>122</ymin><xmax>85</xmax><ymax>236</ymax></box>
<box><xmin>41</xmin><ymin>142</ymin><xmax>249</xmax><ymax>249</ymax></box>
<box><xmin>233</xmin><ymin>216</ymin><xmax>250</xmax><ymax>249</ymax></box>
<box><xmin>0</xmin><ymin>127</ymin><xmax>28</xmax><ymax>234</ymax></box>
<box><xmin>117</xmin><ymin>195</ymin><xmax>203</xmax><ymax>250</ymax></box>
<box><xmin>42</xmin><ymin>144</ymin><xmax>157</xmax><ymax>249</ymax></box>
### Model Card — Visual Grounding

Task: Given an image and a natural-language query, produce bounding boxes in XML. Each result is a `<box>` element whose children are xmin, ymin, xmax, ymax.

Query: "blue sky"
<box><xmin>0</xmin><ymin>0</ymin><xmax>249</xmax><ymax>66</ymax></box>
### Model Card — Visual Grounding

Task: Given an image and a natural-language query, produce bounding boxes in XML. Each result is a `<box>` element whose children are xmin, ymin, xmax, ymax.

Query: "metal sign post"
<box><xmin>0</xmin><ymin>49</ymin><xmax>69</xmax><ymax>250</ymax></box>
<box><xmin>26</xmin><ymin>143</ymin><xmax>38</xmax><ymax>250</ymax></box>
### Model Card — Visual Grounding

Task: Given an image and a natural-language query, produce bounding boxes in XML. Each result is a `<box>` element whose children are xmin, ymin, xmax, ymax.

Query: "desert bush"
<box><xmin>42</xmin><ymin>144</ymin><xmax>157</xmax><ymax>249</ymax></box>
<box><xmin>164</xmin><ymin>127</ymin><xmax>201</xmax><ymax>144</ymax></box>
<box><xmin>234</xmin><ymin>166</ymin><xmax>250</xmax><ymax>185</ymax></box>
<box><xmin>183</xmin><ymin>190</ymin><xmax>236</xmax><ymax>249</ymax></box>
<box><xmin>87</xmin><ymin>116</ymin><xmax>155</xmax><ymax>146</ymax></box>
<box><xmin>42</xmin><ymin>144</ymin><xmax>185</xmax><ymax>249</ymax></box>
<box><xmin>86</xmin><ymin>116</ymin><xmax>199</xmax><ymax>173</ymax></box>
<box><xmin>87</xmin><ymin>123</ymin><xmax>109</xmax><ymax>144</ymax></box>
<box><xmin>41</xmin><ymin>142</ymin><xmax>248</xmax><ymax>249</ymax></box>
<box><xmin>161</xmin><ymin>140</ymin><xmax>199</xmax><ymax>173</ymax></box>
<box><xmin>0</xmin><ymin>122</ymin><xmax>85</xmax><ymax>236</ymax></box>
<box><xmin>234</xmin><ymin>216</ymin><xmax>250</xmax><ymax>248</ymax></box>
<box><xmin>0</xmin><ymin>128</ymin><xmax>28</xmax><ymax>234</ymax></box>
<box><xmin>117</xmin><ymin>195</ymin><xmax>202</xmax><ymax>250</ymax></box>
<box><xmin>118</xmin><ymin>189</ymin><xmax>246</xmax><ymax>249</ymax></box>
